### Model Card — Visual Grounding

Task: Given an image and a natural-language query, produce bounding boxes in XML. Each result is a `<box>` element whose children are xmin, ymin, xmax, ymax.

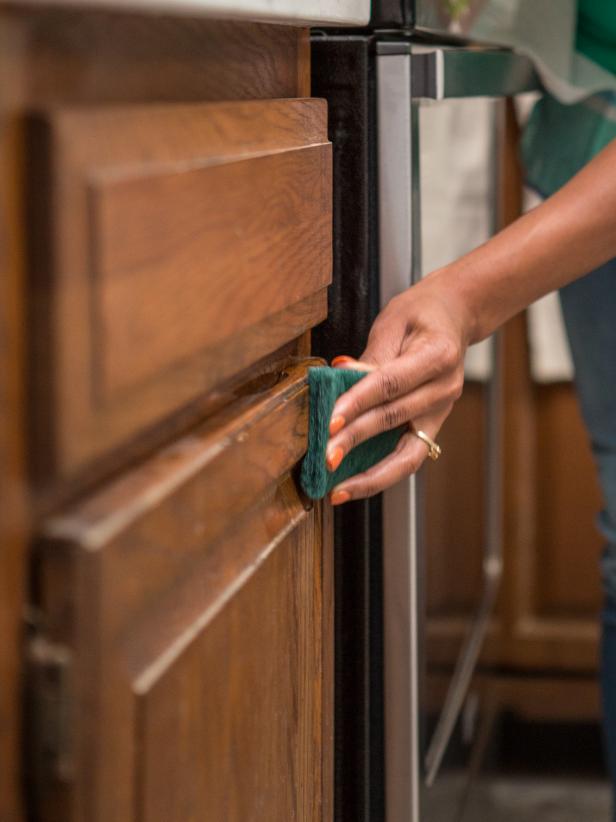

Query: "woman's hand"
<box><xmin>326</xmin><ymin>271</ymin><xmax>476</xmax><ymax>505</ymax></box>
<box><xmin>323</xmin><ymin>138</ymin><xmax>616</xmax><ymax>505</ymax></box>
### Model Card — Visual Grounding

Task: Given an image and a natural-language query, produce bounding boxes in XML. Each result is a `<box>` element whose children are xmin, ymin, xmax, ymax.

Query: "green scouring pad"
<box><xmin>300</xmin><ymin>367</ymin><xmax>406</xmax><ymax>500</ymax></box>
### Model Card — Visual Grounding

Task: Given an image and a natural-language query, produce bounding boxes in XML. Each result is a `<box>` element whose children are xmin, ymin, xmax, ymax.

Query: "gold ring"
<box><xmin>413</xmin><ymin>429</ymin><xmax>442</xmax><ymax>462</ymax></box>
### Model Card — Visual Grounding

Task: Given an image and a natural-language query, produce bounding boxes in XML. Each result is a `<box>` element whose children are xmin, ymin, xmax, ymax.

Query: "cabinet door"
<box><xmin>501</xmin><ymin>316</ymin><xmax>602</xmax><ymax>673</ymax></box>
<box><xmin>29</xmin><ymin>98</ymin><xmax>331</xmax><ymax>482</ymax></box>
<box><xmin>33</xmin><ymin>360</ymin><xmax>333</xmax><ymax>822</ymax></box>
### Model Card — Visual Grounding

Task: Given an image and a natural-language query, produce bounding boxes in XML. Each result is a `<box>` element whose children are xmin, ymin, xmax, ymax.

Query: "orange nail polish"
<box><xmin>326</xmin><ymin>445</ymin><xmax>344</xmax><ymax>472</ymax></box>
<box><xmin>331</xmin><ymin>489</ymin><xmax>351</xmax><ymax>506</ymax></box>
<box><xmin>329</xmin><ymin>415</ymin><xmax>346</xmax><ymax>436</ymax></box>
<box><xmin>331</xmin><ymin>355</ymin><xmax>355</xmax><ymax>367</ymax></box>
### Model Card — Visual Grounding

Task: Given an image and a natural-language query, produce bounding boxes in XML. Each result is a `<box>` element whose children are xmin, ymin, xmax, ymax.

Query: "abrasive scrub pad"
<box><xmin>300</xmin><ymin>367</ymin><xmax>406</xmax><ymax>500</ymax></box>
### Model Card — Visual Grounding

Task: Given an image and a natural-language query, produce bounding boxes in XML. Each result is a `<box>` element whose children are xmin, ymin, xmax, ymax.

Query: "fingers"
<box><xmin>325</xmin><ymin>378</ymin><xmax>455</xmax><ymax>470</ymax></box>
<box><xmin>329</xmin><ymin>410</ymin><xmax>448</xmax><ymax>503</ymax></box>
<box><xmin>329</xmin><ymin>335</ymin><xmax>460</xmax><ymax>430</ymax></box>
<box><xmin>330</xmin><ymin>355</ymin><xmax>376</xmax><ymax>372</ymax></box>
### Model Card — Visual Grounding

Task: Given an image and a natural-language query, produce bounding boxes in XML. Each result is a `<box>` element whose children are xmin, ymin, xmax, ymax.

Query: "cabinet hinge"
<box><xmin>27</xmin><ymin>634</ymin><xmax>75</xmax><ymax>786</ymax></box>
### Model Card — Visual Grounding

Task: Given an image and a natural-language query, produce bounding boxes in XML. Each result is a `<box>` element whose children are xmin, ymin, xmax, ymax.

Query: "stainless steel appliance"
<box><xmin>377</xmin><ymin>43</ymin><xmax>538</xmax><ymax>822</ymax></box>
<box><xmin>312</xmin><ymin>20</ymin><xmax>540</xmax><ymax>822</ymax></box>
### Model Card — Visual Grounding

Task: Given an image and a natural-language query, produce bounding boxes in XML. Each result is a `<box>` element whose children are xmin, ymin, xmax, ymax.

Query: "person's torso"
<box><xmin>522</xmin><ymin>0</ymin><xmax>616</xmax><ymax>196</ymax></box>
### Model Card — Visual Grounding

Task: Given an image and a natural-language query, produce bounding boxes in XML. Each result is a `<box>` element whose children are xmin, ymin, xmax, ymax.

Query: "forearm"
<box><xmin>429</xmin><ymin>138</ymin><xmax>616</xmax><ymax>343</ymax></box>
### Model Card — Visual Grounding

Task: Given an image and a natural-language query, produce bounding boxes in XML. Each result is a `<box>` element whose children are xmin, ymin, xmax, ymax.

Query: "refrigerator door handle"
<box><xmin>378</xmin><ymin>42</ymin><xmax>541</xmax><ymax>99</ymax></box>
<box><xmin>377</xmin><ymin>49</ymin><xmax>422</xmax><ymax>822</ymax></box>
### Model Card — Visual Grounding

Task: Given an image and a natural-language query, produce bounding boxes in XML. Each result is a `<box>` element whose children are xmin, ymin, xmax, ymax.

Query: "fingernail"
<box><xmin>331</xmin><ymin>355</ymin><xmax>355</xmax><ymax>367</ymax></box>
<box><xmin>326</xmin><ymin>445</ymin><xmax>344</xmax><ymax>472</ymax></box>
<box><xmin>330</xmin><ymin>489</ymin><xmax>351</xmax><ymax>506</ymax></box>
<box><xmin>329</xmin><ymin>415</ymin><xmax>346</xmax><ymax>436</ymax></box>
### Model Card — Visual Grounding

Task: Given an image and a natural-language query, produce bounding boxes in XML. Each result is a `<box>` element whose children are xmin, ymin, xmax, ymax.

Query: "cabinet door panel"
<box><xmin>139</xmin><ymin>508</ymin><xmax>322</xmax><ymax>822</ymax></box>
<box><xmin>36</xmin><ymin>360</ymin><xmax>333</xmax><ymax>822</ymax></box>
<box><xmin>30</xmin><ymin>98</ymin><xmax>331</xmax><ymax>479</ymax></box>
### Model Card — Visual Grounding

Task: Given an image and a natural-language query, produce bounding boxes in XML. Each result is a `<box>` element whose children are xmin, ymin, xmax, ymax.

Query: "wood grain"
<box><xmin>0</xmin><ymin>11</ymin><xmax>328</xmax><ymax>819</ymax></box>
<box><xmin>29</xmin><ymin>98</ymin><xmax>332</xmax><ymax>480</ymax></box>
<box><xmin>0</xmin><ymin>11</ymin><xmax>317</xmax><ymax>503</ymax></box>
<box><xmin>95</xmin><ymin>146</ymin><xmax>330</xmax><ymax>397</ymax></box>
<box><xmin>14</xmin><ymin>10</ymin><xmax>308</xmax><ymax>106</ymax></box>
<box><xmin>0</xmin><ymin>77</ymin><xmax>28</xmax><ymax>822</ymax></box>
<box><xmin>35</xmin><ymin>360</ymin><xmax>333</xmax><ymax>822</ymax></box>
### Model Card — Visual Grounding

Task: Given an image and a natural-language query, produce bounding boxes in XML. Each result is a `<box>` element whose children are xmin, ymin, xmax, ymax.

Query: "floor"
<box><xmin>463</xmin><ymin>775</ymin><xmax>611</xmax><ymax>821</ymax></box>
<box><xmin>424</xmin><ymin>715</ymin><xmax>613</xmax><ymax>822</ymax></box>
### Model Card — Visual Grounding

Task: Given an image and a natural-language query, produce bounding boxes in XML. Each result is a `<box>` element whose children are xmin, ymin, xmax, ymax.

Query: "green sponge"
<box><xmin>300</xmin><ymin>367</ymin><xmax>406</xmax><ymax>500</ymax></box>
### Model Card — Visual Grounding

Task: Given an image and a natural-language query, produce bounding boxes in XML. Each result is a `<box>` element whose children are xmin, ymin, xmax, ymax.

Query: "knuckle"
<box><xmin>344</xmin><ymin>428</ymin><xmax>361</xmax><ymax>451</ymax></box>
<box><xmin>379</xmin><ymin>371</ymin><xmax>402</xmax><ymax>401</ymax></box>
<box><xmin>381</xmin><ymin>404</ymin><xmax>405</xmax><ymax>431</ymax></box>
<box><xmin>386</xmin><ymin>293</ymin><xmax>404</xmax><ymax>312</ymax></box>
<box><xmin>345</xmin><ymin>395</ymin><xmax>363</xmax><ymax>421</ymax></box>
<box><xmin>437</xmin><ymin>336</ymin><xmax>461</xmax><ymax>371</ymax></box>
<box><xmin>450</xmin><ymin>373</ymin><xmax>464</xmax><ymax>401</ymax></box>
<box><xmin>361</xmin><ymin>478</ymin><xmax>382</xmax><ymax>498</ymax></box>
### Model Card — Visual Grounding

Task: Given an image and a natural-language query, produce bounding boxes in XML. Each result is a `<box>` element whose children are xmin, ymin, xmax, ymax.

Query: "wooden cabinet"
<box><xmin>0</xmin><ymin>10</ymin><xmax>333</xmax><ymax>821</ymax></box>
<box><xmin>33</xmin><ymin>362</ymin><xmax>332</xmax><ymax>822</ymax></box>
<box><xmin>499</xmin><ymin>317</ymin><xmax>603</xmax><ymax>674</ymax></box>
<box><xmin>29</xmin><ymin>98</ymin><xmax>331</xmax><ymax>481</ymax></box>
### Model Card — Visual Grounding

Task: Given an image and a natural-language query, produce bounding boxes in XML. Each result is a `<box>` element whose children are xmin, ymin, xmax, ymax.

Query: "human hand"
<box><xmin>325</xmin><ymin>272</ymin><xmax>475</xmax><ymax>504</ymax></box>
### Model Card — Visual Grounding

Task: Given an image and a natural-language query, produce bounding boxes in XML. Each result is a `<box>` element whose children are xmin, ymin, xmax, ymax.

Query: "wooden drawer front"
<box><xmin>31</xmin><ymin>99</ymin><xmax>331</xmax><ymax>479</ymax></box>
<box><xmin>37</xmin><ymin>360</ymin><xmax>332</xmax><ymax>822</ymax></box>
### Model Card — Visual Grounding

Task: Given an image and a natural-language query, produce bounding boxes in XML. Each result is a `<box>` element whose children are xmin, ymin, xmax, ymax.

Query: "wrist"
<box><xmin>423</xmin><ymin>264</ymin><xmax>483</xmax><ymax>346</ymax></box>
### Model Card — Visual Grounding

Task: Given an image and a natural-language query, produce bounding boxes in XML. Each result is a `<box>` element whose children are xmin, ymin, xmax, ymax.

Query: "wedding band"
<box><xmin>413</xmin><ymin>429</ymin><xmax>442</xmax><ymax>462</ymax></box>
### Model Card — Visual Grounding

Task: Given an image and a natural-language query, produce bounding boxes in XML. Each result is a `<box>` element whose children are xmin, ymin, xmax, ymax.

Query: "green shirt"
<box><xmin>577</xmin><ymin>0</ymin><xmax>616</xmax><ymax>75</ymax></box>
<box><xmin>522</xmin><ymin>0</ymin><xmax>616</xmax><ymax>196</ymax></box>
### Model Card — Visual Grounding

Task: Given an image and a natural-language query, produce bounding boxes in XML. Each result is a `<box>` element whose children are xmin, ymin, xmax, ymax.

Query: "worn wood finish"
<box><xmin>29</xmin><ymin>98</ymin><xmax>331</xmax><ymax>480</ymax></box>
<box><xmin>36</xmin><ymin>360</ymin><xmax>333</xmax><ymax>822</ymax></box>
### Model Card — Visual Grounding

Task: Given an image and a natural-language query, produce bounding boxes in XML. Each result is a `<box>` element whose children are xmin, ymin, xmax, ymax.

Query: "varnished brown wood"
<box><xmin>297</xmin><ymin>27</ymin><xmax>312</xmax><ymax>98</ymax></box>
<box><xmin>320</xmin><ymin>495</ymin><xmax>334</xmax><ymax>820</ymax></box>
<box><xmin>1</xmin><ymin>10</ymin><xmax>317</xmax><ymax>501</ymax></box>
<box><xmin>29</xmin><ymin>98</ymin><xmax>332</xmax><ymax>481</ymax></box>
<box><xmin>36</xmin><ymin>360</ymin><xmax>333</xmax><ymax>822</ymax></box>
<box><xmin>8</xmin><ymin>10</ymin><xmax>308</xmax><ymax>106</ymax></box>
<box><xmin>1</xmin><ymin>11</ymin><xmax>329</xmax><ymax>818</ymax></box>
<box><xmin>0</xmin><ymin>73</ymin><xmax>27</xmax><ymax>822</ymax></box>
<box><xmin>535</xmin><ymin>384</ymin><xmax>603</xmax><ymax>616</ymax></box>
<box><xmin>426</xmin><ymin>672</ymin><xmax>601</xmax><ymax>722</ymax></box>
<box><xmin>488</xmin><ymin>675</ymin><xmax>601</xmax><ymax>722</ymax></box>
